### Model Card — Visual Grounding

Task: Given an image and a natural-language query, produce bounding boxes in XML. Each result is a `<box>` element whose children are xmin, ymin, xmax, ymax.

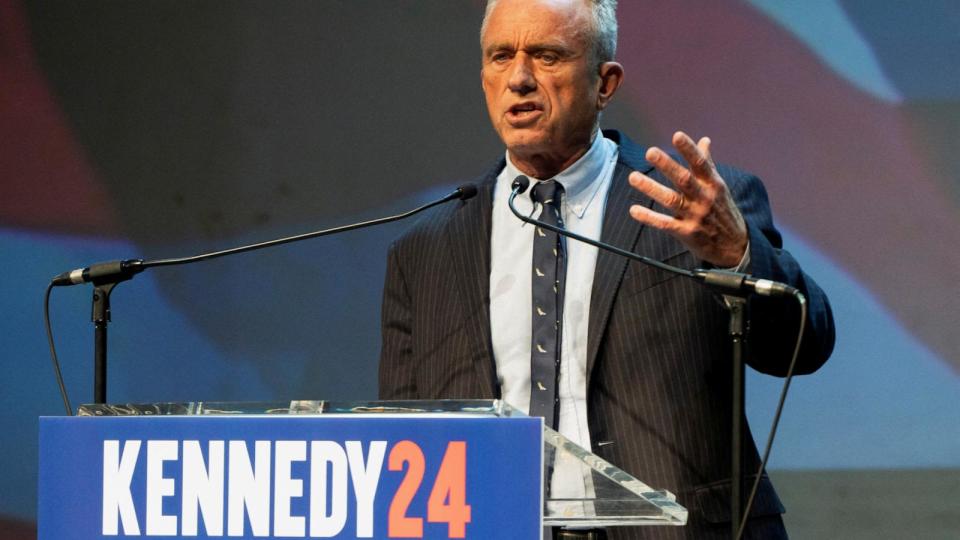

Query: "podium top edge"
<box><xmin>74</xmin><ymin>399</ymin><xmax>529</xmax><ymax>417</ymax></box>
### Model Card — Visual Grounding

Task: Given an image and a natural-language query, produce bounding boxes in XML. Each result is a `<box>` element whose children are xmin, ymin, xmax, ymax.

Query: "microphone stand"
<box><xmin>70</xmin><ymin>260</ymin><xmax>143</xmax><ymax>404</ymax></box>
<box><xmin>727</xmin><ymin>296</ymin><xmax>746</xmax><ymax>539</ymax></box>
<box><xmin>91</xmin><ymin>281</ymin><xmax>126</xmax><ymax>404</ymax></box>
<box><xmin>55</xmin><ymin>184</ymin><xmax>477</xmax><ymax>404</ymax></box>
<box><xmin>508</xmin><ymin>179</ymin><xmax>797</xmax><ymax>539</ymax></box>
<box><xmin>93</xmin><ymin>287</ymin><xmax>109</xmax><ymax>404</ymax></box>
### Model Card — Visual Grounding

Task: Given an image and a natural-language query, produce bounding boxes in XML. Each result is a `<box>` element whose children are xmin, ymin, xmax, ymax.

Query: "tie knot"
<box><xmin>531</xmin><ymin>180</ymin><xmax>563</xmax><ymax>209</ymax></box>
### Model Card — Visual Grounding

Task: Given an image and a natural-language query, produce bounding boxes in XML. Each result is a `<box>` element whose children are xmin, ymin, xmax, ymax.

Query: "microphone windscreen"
<box><xmin>512</xmin><ymin>175</ymin><xmax>530</xmax><ymax>193</ymax></box>
<box><xmin>457</xmin><ymin>183</ymin><xmax>479</xmax><ymax>200</ymax></box>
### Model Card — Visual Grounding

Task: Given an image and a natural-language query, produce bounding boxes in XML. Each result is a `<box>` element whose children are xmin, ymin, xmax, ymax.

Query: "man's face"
<box><xmin>481</xmin><ymin>0</ymin><xmax>603</xmax><ymax>172</ymax></box>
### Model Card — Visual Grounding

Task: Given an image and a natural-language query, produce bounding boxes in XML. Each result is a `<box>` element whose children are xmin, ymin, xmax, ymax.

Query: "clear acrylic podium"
<box><xmin>78</xmin><ymin>399</ymin><xmax>687</xmax><ymax>530</ymax></box>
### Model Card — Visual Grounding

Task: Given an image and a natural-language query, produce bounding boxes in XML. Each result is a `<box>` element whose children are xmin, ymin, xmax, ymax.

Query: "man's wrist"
<box><xmin>718</xmin><ymin>240</ymin><xmax>751</xmax><ymax>272</ymax></box>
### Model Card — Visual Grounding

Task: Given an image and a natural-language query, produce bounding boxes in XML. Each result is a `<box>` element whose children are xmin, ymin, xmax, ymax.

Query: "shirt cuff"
<box><xmin>724</xmin><ymin>240</ymin><xmax>751</xmax><ymax>273</ymax></box>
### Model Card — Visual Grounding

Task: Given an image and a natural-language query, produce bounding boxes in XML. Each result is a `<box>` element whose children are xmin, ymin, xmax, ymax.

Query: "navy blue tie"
<box><xmin>529</xmin><ymin>180</ymin><xmax>565</xmax><ymax>430</ymax></box>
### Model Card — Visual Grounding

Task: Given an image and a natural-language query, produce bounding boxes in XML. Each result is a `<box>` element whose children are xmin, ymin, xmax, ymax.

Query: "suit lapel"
<box><xmin>586</xmin><ymin>137</ymin><xmax>655</xmax><ymax>385</ymax></box>
<box><xmin>443</xmin><ymin>169</ymin><xmax>500</xmax><ymax>398</ymax></box>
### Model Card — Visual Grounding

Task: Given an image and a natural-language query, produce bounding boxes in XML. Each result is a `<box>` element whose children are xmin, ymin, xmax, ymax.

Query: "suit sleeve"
<box><xmin>378</xmin><ymin>242</ymin><xmax>419</xmax><ymax>399</ymax></box>
<box><xmin>724</xmin><ymin>168</ymin><xmax>836</xmax><ymax>376</ymax></box>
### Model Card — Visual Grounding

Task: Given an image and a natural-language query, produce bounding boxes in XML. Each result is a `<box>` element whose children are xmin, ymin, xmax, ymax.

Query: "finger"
<box><xmin>697</xmin><ymin>136</ymin><xmax>711</xmax><ymax>156</ymax></box>
<box><xmin>628</xmin><ymin>170</ymin><xmax>687</xmax><ymax>213</ymax></box>
<box><xmin>629</xmin><ymin>203</ymin><xmax>684</xmax><ymax>234</ymax></box>
<box><xmin>697</xmin><ymin>136</ymin><xmax>722</xmax><ymax>187</ymax></box>
<box><xmin>645</xmin><ymin>145</ymin><xmax>701</xmax><ymax>199</ymax></box>
<box><xmin>672</xmin><ymin>131</ymin><xmax>715</xmax><ymax>180</ymax></box>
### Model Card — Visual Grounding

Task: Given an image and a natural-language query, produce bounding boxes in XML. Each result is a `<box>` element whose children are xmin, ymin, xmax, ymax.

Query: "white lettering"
<box><xmin>182</xmin><ymin>440</ymin><xmax>224</xmax><ymax>536</ymax></box>
<box><xmin>102</xmin><ymin>439</ymin><xmax>141</xmax><ymax>535</ymax></box>
<box><xmin>146</xmin><ymin>441</ymin><xmax>178</xmax><ymax>535</ymax></box>
<box><xmin>100</xmin><ymin>437</ymin><xmax>391</xmax><ymax>538</ymax></box>
<box><xmin>274</xmin><ymin>441</ymin><xmax>306</xmax><ymax>537</ymax></box>
<box><xmin>227</xmin><ymin>440</ymin><xmax>270</xmax><ymax>537</ymax></box>
<box><xmin>309</xmin><ymin>441</ymin><xmax>348</xmax><ymax>537</ymax></box>
<box><xmin>346</xmin><ymin>440</ymin><xmax>386</xmax><ymax>538</ymax></box>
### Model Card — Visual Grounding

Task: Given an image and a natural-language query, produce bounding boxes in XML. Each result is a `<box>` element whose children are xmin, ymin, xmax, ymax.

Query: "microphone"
<box><xmin>51</xmin><ymin>183</ymin><xmax>478</xmax><ymax>286</ymax></box>
<box><xmin>509</xmin><ymin>175</ymin><xmax>798</xmax><ymax>299</ymax></box>
<box><xmin>455</xmin><ymin>183</ymin><xmax>478</xmax><ymax>201</ymax></box>
<box><xmin>44</xmin><ymin>182</ymin><xmax>479</xmax><ymax>411</ymax></box>
<box><xmin>512</xmin><ymin>175</ymin><xmax>807</xmax><ymax>540</ymax></box>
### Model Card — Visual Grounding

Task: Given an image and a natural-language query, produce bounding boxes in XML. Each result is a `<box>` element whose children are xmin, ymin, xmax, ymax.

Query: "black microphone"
<box><xmin>456</xmin><ymin>183</ymin><xmax>478</xmax><ymax>201</ymax></box>
<box><xmin>509</xmin><ymin>175</ymin><xmax>798</xmax><ymax>299</ymax></box>
<box><xmin>51</xmin><ymin>183</ymin><xmax>478</xmax><ymax>286</ymax></box>
<box><xmin>44</xmin><ymin>182</ymin><xmax>479</xmax><ymax>412</ymax></box>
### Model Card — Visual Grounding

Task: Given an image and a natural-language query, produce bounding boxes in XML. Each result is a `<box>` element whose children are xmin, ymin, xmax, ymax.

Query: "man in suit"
<box><xmin>379</xmin><ymin>0</ymin><xmax>835</xmax><ymax>538</ymax></box>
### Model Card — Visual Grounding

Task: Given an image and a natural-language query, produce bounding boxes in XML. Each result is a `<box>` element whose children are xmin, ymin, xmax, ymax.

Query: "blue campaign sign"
<box><xmin>39</xmin><ymin>415</ymin><xmax>542</xmax><ymax>539</ymax></box>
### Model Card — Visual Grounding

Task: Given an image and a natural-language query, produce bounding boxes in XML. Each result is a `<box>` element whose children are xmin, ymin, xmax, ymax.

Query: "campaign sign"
<box><xmin>39</xmin><ymin>415</ymin><xmax>542</xmax><ymax>539</ymax></box>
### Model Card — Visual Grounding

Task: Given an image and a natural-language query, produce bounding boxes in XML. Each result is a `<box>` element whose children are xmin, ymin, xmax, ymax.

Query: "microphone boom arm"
<box><xmin>47</xmin><ymin>183</ymin><xmax>477</xmax><ymax>407</ymax></box>
<box><xmin>508</xmin><ymin>179</ymin><xmax>799</xmax><ymax>299</ymax></box>
<box><xmin>508</xmin><ymin>187</ymin><xmax>697</xmax><ymax>279</ymax></box>
<box><xmin>53</xmin><ymin>184</ymin><xmax>477</xmax><ymax>286</ymax></box>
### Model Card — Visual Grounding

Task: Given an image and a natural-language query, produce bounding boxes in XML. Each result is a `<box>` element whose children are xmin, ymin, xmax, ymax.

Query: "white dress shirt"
<box><xmin>490</xmin><ymin>133</ymin><xmax>619</xmax><ymax>497</ymax></box>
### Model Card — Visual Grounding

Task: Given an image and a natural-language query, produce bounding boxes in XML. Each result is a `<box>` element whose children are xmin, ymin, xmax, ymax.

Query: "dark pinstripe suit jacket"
<box><xmin>379</xmin><ymin>131</ymin><xmax>835</xmax><ymax>539</ymax></box>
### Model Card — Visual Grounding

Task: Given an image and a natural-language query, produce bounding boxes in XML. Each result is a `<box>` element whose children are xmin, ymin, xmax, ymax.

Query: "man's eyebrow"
<box><xmin>483</xmin><ymin>42</ymin><xmax>575</xmax><ymax>57</ymax></box>
<box><xmin>525</xmin><ymin>43</ymin><xmax>575</xmax><ymax>56</ymax></box>
<box><xmin>483</xmin><ymin>42</ymin><xmax>515</xmax><ymax>57</ymax></box>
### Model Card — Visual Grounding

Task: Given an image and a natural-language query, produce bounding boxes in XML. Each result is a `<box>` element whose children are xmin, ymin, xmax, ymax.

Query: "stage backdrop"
<box><xmin>2</xmin><ymin>1</ymin><xmax>958</xmax><ymax>538</ymax></box>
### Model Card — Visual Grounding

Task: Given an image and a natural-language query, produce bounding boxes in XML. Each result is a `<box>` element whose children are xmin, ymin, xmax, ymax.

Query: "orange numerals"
<box><xmin>388</xmin><ymin>441</ymin><xmax>425</xmax><ymax>537</ymax></box>
<box><xmin>427</xmin><ymin>441</ymin><xmax>472</xmax><ymax>538</ymax></box>
<box><xmin>388</xmin><ymin>441</ymin><xmax>472</xmax><ymax>539</ymax></box>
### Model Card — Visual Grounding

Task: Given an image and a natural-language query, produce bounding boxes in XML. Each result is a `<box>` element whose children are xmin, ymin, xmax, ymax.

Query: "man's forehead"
<box><xmin>493</xmin><ymin>0</ymin><xmax>588</xmax><ymax>12</ymax></box>
<box><xmin>481</xmin><ymin>0</ymin><xmax>591</xmax><ymax>44</ymax></box>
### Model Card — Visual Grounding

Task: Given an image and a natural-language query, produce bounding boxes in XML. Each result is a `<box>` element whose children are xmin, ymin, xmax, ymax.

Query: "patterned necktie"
<box><xmin>528</xmin><ymin>180</ymin><xmax>566</xmax><ymax>430</ymax></box>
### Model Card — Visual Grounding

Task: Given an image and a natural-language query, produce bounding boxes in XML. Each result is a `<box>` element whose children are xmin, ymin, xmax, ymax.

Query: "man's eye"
<box><xmin>537</xmin><ymin>53</ymin><xmax>559</xmax><ymax>64</ymax></box>
<box><xmin>491</xmin><ymin>52</ymin><xmax>511</xmax><ymax>63</ymax></box>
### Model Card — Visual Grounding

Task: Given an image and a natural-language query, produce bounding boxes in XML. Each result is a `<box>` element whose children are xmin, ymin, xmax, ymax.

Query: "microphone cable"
<box><xmin>44</xmin><ymin>281</ymin><xmax>73</xmax><ymax>415</ymax></box>
<box><xmin>736</xmin><ymin>297</ymin><xmax>806</xmax><ymax>540</ymax></box>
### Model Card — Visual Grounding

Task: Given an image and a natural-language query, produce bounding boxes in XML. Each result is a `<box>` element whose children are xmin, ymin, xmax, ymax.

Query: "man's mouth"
<box><xmin>506</xmin><ymin>102</ymin><xmax>543</xmax><ymax>124</ymax></box>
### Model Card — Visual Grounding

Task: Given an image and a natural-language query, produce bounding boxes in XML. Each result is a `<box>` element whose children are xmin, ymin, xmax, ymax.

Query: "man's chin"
<box><xmin>502</xmin><ymin>135</ymin><xmax>550</xmax><ymax>159</ymax></box>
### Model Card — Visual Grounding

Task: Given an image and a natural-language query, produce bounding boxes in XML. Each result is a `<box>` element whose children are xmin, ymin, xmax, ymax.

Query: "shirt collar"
<box><xmin>502</xmin><ymin>132</ymin><xmax>616</xmax><ymax>219</ymax></box>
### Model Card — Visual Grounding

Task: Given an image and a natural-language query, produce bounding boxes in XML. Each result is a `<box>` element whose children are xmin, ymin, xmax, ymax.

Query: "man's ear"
<box><xmin>596</xmin><ymin>62</ymin><xmax>624</xmax><ymax>111</ymax></box>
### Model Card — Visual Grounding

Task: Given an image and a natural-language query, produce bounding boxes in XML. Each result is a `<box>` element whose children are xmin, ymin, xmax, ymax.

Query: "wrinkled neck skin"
<box><xmin>508</xmin><ymin>125</ymin><xmax>598</xmax><ymax>179</ymax></box>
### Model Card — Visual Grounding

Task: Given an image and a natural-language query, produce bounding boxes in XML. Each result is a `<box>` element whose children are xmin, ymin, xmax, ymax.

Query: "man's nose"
<box><xmin>507</xmin><ymin>55</ymin><xmax>536</xmax><ymax>95</ymax></box>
